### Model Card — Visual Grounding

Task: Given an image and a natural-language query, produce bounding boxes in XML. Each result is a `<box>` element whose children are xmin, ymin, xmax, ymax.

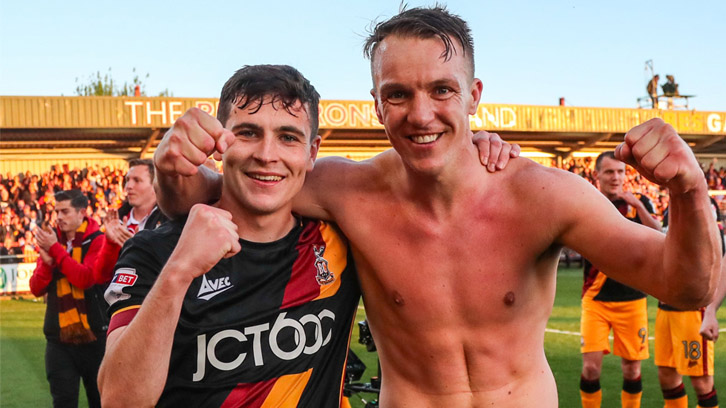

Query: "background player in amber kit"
<box><xmin>655</xmin><ymin>199</ymin><xmax>726</xmax><ymax>408</ymax></box>
<box><xmin>579</xmin><ymin>151</ymin><xmax>662</xmax><ymax>408</ymax></box>
<box><xmin>97</xmin><ymin>65</ymin><xmax>361</xmax><ymax>407</ymax></box>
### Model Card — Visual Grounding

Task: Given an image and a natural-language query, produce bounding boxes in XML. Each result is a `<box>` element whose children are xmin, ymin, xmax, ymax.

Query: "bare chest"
<box><xmin>337</xmin><ymin>195</ymin><xmax>559</xmax><ymax>324</ymax></box>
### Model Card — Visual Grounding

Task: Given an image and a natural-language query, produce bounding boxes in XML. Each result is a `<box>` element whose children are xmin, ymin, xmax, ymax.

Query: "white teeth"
<box><xmin>251</xmin><ymin>174</ymin><xmax>282</xmax><ymax>182</ymax></box>
<box><xmin>411</xmin><ymin>133</ymin><xmax>440</xmax><ymax>144</ymax></box>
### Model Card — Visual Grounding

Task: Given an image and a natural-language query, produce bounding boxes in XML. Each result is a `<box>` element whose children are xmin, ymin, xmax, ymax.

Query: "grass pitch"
<box><xmin>2</xmin><ymin>267</ymin><xmax>724</xmax><ymax>408</ymax></box>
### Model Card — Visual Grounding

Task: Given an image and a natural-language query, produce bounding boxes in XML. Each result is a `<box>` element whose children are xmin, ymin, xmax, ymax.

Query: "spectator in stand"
<box><xmin>28</xmin><ymin>189</ymin><xmax>107</xmax><ymax>408</ymax></box>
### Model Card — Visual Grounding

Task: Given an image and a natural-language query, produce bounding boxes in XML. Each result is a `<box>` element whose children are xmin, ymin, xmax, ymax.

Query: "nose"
<box><xmin>253</xmin><ymin>134</ymin><xmax>278</xmax><ymax>163</ymax></box>
<box><xmin>407</xmin><ymin>93</ymin><xmax>435</xmax><ymax>128</ymax></box>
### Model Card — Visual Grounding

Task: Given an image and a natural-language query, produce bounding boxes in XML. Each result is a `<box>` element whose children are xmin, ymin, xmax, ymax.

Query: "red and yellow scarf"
<box><xmin>56</xmin><ymin>220</ymin><xmax>96</xmax><ymax>344</ymax></box>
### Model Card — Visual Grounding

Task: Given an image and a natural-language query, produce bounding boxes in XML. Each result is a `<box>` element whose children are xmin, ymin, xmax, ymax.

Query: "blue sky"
<box><xmin>2</xmin><ymin>0</ymin><xmax>724</xmax><ymax>111</ymax></box>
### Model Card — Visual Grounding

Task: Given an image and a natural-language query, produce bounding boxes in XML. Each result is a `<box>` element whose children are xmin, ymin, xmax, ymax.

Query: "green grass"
<box><xmin>2</xmin><ymin>267</ymin><xmax>724</xmax><ymax>408</ymax></box>
<box><xmin>0</xmin><ymin>297</ymin><xmax>90</xmax><ymax>408</ymax></box>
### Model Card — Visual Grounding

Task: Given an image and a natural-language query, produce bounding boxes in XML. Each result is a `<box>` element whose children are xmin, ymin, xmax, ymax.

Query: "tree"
<box><xmin>74</xmin><ymin>68</ymin><xmax>171</xmax><ymax>97</ymax></box>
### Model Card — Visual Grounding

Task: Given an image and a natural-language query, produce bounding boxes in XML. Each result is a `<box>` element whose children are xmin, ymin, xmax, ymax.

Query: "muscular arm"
<box><xmin>555</xmin><ymin>120</ymin><xmax>719</xmax><ymax>309</ymax></box>
<box><xmin>557</xmin><ymin>171</ymin><xmax>718</xmax><ymax>309</ymax></box>
<box><xmin>292</xmin><ymin>156</ymin><xmax>366</xmax><ymax>220</ymax></box>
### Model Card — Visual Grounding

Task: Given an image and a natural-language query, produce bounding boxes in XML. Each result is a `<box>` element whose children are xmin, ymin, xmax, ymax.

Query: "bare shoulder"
<box><xmin>295</xmin><ymin>150</ymin><xmax>397</xmax><ymax>219</ymax></box>
<box><xmin>502</xmin><ymin>157</ymin><xmax>593</xmax><ymax>196</ymax></box>
<box><xmin>501</xmin><ymin>158</ymin><xmax>604</xmax><ymax>224</ymax></box>
<box><xmin>310</xmin><ymin>149</ymin><xmax>398</xmax><ymax>192</ymax></box>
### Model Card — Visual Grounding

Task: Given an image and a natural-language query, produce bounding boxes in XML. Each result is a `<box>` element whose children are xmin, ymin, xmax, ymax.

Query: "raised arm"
<box><xmin>153</xmin><ymin>108</ymin><xmax>232</xmax><ymax>218</ymax></box>
<box><xmin>559</xmin><ymin>118</ymin><xmax>719</xmax><ymax>309</ymax></box>
<box><xmin>98</xmin><ymin>205</ymin><xmax>240</xmax><ymax>407</ymax></box>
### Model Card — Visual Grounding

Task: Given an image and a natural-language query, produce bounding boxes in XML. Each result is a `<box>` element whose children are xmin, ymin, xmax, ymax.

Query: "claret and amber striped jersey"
<box><xmin>582</xmin><ymin>195</ymin><xmax>655</xmax><ymax>302</ymax></box>
<box><xmin>105</xmin><ymin>218</ymin><xmax>360</xmax><ymax>407</ymax></box>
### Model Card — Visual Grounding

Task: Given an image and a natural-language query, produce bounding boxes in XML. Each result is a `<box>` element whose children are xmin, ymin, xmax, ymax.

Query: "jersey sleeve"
<box><xmin>638</xmin><ymin>194</ymin><xmax>656</xmax><ymax>217</ymax></box>
<box><xmin>104</xmin><ymin>232</ymin><xmax>164</xmax><ymax>334</ymax></box>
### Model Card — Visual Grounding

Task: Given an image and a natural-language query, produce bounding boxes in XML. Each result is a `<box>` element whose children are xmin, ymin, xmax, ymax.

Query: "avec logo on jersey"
<box><xmin>192</xmin><ymin>309</ymin><xmax>336</xmax><ymax>382</ymax></box>
<box><xmin>197</xmin><ymin>274</ymin><xmax>233</xmax><ymax>300</ymax></box>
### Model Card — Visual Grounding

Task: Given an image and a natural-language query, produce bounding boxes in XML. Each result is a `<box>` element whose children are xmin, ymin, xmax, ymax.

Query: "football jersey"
<box><xmin>582</xmin><ymin>194</ymin><xmax>655</xmax><ymax>302</ymax></box>
<box><xmin>105</xmin><ymin>218</ymin><xmax>360</xmax><ymax>407</ymax></box>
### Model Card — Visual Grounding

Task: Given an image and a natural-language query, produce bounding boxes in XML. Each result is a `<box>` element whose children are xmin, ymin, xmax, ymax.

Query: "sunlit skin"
<box><xmin>371</xmin><ymin>36</ymin><xmax>481</xmax><ymax>179</ymax></box>
<box><xmin>217</xmin><ymin>98</ymin><xmax>320</xmax><ymax>241</ymax></box>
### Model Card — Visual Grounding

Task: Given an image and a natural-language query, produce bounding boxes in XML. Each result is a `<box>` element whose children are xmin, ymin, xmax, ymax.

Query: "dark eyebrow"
<box><xmin>379</xmin><ymin>82</ymin><xmax>405</xmax><ymax>94</ymax></box>
<box><xmin>230</xmin><ymin>123</ymin><xmax>307</xmax><ymax>139</ymax></box>
<box><xmin>230</xmin><ymin>122</ymin><xmax>263</xmax><ymax>133</ymax></box>
<box><xmin>278</xmin><ymin>125</ymin><xmax>307</xmax><ymax>139</ymax></box>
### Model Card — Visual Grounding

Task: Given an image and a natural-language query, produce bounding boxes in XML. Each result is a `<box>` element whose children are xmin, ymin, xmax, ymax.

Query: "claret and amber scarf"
<box><xmin>56</xmin><ymin>220</ymin><xmax>96</xmax><ymax>344</ymax></box>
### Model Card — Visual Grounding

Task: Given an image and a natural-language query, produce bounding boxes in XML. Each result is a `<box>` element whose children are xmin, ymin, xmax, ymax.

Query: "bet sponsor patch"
<box><xmin>104</xmin><ymin>268</ymin><xmax>137</xmax><ymax>305</ymax></box>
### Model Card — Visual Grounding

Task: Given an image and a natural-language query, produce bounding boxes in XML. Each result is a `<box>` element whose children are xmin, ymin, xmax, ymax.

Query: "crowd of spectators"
<box><xmin>0</xmin><ymin>164</ymin><xmax>128</xmax><ymax>263</ymax></box>
<box><xmin>1</xmin><ymin>157</ymin><xmax>723</xmax><ymax>263</ymax></box>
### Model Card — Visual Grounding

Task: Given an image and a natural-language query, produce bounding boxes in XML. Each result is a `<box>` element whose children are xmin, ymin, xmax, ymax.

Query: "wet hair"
<box><xmin>54</xmin><ymin>189</ymin><xmax>88</xmax><ymax>211</ymax></box>
<box><xmin>127</xmin><ymin>158</ymin><xmax>154</xmax><ymax>182</ymax></box>
<box><xmin>595</xmin><ymin>151</ymin><xmax>617</xmax><ymax>171</ymax></box>
<box><xmin>217</xmin><ymin>65</ymin><xmax>320</xmax><ymax>140</ymax></box>
<box><xmin>363</xmin><ymin>5</ymin><xmax>475</xmax><ymax>79</ymax></box>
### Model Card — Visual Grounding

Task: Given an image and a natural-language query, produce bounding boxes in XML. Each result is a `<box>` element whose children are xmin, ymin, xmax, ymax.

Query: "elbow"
<box><xmin>667</xmin><ymin>288</ymin><xmax>715</xmax><ymax>311</ymax></box>
<box><xmin>100</xmin><ymin>380</ymin><xmax>157</xmax><ymax>408</ymax></box>
<box><xmin>665</xmin><ymin>266</ymin><xmax>719</xmax><ymax>310</ymax></box>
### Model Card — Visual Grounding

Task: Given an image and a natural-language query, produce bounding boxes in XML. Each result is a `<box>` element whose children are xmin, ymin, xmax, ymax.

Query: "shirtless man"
<box><xmin>153</xmin><ymin>6</ymin><xmax>720</xmax><ymax>407</ymax></box>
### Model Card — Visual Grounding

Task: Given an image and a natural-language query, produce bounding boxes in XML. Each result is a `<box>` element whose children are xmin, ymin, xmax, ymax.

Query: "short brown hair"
<box><xmin>217</xmin><ymin>65</ymin><xmax>320</xmax><ymax>140</ymax></box>
<box><xmin>127</xmin><ymin>158</ymin><xmax>154</xmax><ymax>182</ymax></box>
<box><xmin>363</xmin><ymin>5</ymin><xmax>475</xmax><ymax>80</ymax></box>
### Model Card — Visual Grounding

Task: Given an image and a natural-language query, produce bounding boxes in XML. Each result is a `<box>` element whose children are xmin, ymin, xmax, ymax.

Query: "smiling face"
<box><xmin>220</xmin><ymin>97</ymin><xmax>320</xmax><ymax>217</ymax></box>
<box><xmin>371</xmin><ymin>35</ymin><xmax>482</xmax><ymax>175</ymax></box>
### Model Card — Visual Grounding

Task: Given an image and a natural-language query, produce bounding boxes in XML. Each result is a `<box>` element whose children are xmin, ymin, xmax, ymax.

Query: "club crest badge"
<box><xmin>313</xmin><ymin>245</ymin><xmax>335</xmax><ymax>285</ymax></box>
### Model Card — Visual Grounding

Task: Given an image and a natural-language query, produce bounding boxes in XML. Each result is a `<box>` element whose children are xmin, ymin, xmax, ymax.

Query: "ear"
<box><xmin>308</xmin><ymin>135</ymin><xmax>322</xmax><ymax>170</ymax></box>
<box><xmin>468</xmin><ymin>78</ymin><xmax>483</xmax><ymax>115</ymax></box>
<box><xmin>371</xmin><ymin>89</ymin><xmax>384</xmax><ymax>125</ymax></box>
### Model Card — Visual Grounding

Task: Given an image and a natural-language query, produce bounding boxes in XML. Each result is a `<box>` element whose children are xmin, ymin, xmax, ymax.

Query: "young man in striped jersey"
<box><xmin>98</xmin><ymin>65</ymin><xmax>361</xmax><ymax>407</ymax></box>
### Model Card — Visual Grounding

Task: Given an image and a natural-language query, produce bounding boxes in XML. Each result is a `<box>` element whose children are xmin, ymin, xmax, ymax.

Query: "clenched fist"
<box><xmin>154</xmin><ymin>108</ymin><xmax>235</xmax><ymax>177</ymax></box>
<box><xmin>166</xmin><ymin>204</ymin><xmax>241</xmax><ymax>283</ymax></box>
<box><xmin>615</xmin><ymin>118</ymin><xmax>705</xmax><ymax>195</ymax></box>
